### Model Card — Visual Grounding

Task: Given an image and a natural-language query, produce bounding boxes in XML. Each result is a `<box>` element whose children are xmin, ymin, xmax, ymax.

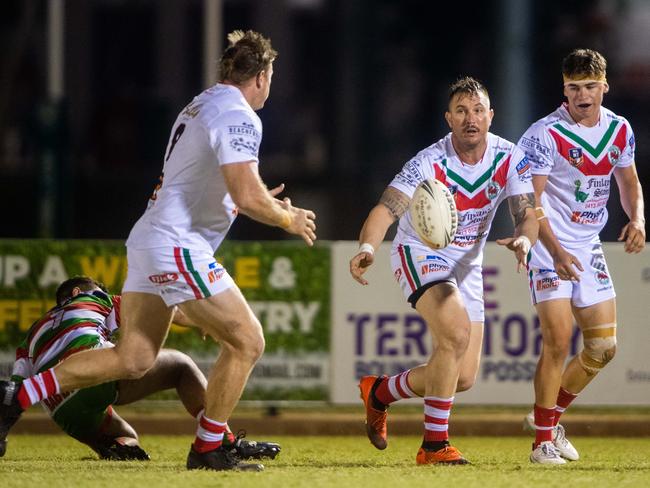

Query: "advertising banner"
<box><xmin>0</xmin><ymin>240</ymin><xmax>330</xmax><ymax>400</ymax></box>
<box><xmin>331</xmin><ymin>241</ymin><xmax>650</xmax><ymax>405</ymax></box>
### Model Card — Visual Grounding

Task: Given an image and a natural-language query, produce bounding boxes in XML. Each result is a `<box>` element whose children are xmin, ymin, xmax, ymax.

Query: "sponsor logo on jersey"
<box><xmin>568</xmin><ymin>147</ymin><xmax>584</xmax><ymax>168</ymax></box>
<box><xmin>181</xmin><ymin>101</ymin><xmax>203</xmax><ymax>118</ymax></box>
<box><xmin>535</xmin><ymin>268</ymin><xmax>556</xmax><ymax>275</ymax></box>
<box><xmin>586</xmin><ymin>178</ymin><xmax>610</xmax><ymax>198</ymax></box>
<box><xmin>519</xmin><ymin>136</ymin><xmax>552</xmax><ymax>158</ymax></box>
<box><xmin>394</xmin><ymin>159</ymin><xmax>424</xmax><ymax>187</ymax></box>
<box><xmin>629</xmin><ymin>135</ymin><xmax>635</xmax><ymax>149</ymax></box>
<box><xmin>417</xmin><ymin>254</ymin><xmax>451</xmax><ymax>275</ymax></box>
<box><xmin>485</xmin><ymin>181</ymin><xmax>501</xmax><ymax>200</ymax></box>
<box><xmin>608</xmin><ymin>145</ymin><xmax>621</xmax><ymax>166</ymax></box>
<box><xmin>594</xmin><ymin>270</ymin><xmax>610</xmax><ymax>285</ymax></box>
<box><xmin>228</xmin><ymin>121</ymin><xmax>260</xmax><ymax>138</ymax></box>
<box><xmin>228</xmin><ymin>122</ymin><xmax>261</xmax><ymax>155</ymax></box>
<box><xmin>229</xmin><ymin>137</ymin><xmax>258</xmax><ymax>154</ymax></box>
<box><xmin>421</xmin><ymin>262</ymin><xmax>451</xmax><ymax>275</ymax></box>
<box><xmin>573</xmin><ymin>180</ymin><xmax>589</xmax><ymax>203</ymax></box>
<box><xmin>516</xmin><ymin>156</ymin><xmax>531</xmax><ymax>176</ymax></box>
<box><xmin>149</xmin><ymin>273</ymin><xmax>179</xmax><ymax>284</ymax></box>
<box><xmin>207</xmin><ymin>269</ymin><xmax>225</xmax><ymax>284</ymax></box>
<box><xmin>536</xmin><ymin>276</ymin><xmax>560</xmax><ymax>291</ymax></box>
<box><xmin>570</xmin><ymin>208</ymin><xmax>605</xmax><ymax>225</ymax></box>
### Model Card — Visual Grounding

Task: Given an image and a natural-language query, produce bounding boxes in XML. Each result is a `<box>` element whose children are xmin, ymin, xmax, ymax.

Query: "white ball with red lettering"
<box><xmin>409</xmin><ymin>178</ymin><xmax>458</xmax><ymax>249</ymax></box>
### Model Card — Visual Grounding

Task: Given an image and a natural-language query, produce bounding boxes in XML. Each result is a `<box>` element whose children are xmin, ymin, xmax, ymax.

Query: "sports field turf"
<box><xmin>1</xmin><ymin>435</ymin><xmax>649</xmax><ymax>487</ymax></box>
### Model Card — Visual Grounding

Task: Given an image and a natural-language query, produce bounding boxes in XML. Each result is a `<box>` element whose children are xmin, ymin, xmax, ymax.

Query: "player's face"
<box><xmin>445</xmin><ymin>92</ymin><xmax>493</xmax><ymax>149</ymax></box>
<box><xmin>563</xmin><ymin>80</ymin><xmax>608</xmax><ymax>124</ymax></box>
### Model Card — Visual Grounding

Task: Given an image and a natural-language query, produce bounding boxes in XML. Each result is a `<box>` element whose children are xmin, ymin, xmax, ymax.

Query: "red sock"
<box><xmin>17</xmin><ymin>369</ymin><xmax>61</xmax><ymax>409</ymax></box>
<box><xmin>423</xmin><ymin>396</ymin><xmax>454</xmax><ymax>442</ymax></box>
<box><xmin>193</xmin><ymin>414</ymin><xmax>228</xmax><ymax>453</ymax></box>
<box><xmin>554</xmin><ymin>387</ymin><xmax>577</xmax><ymax>426</ymax></box>
<box><xmin>374</xmin><ymin>370</ymin><xmax>418</xmax><ymax>406</ymax></box>
<box><xmin>533</xmin><ymin>404</ymin><xmax>555</xmax><ymax>447</ymax></box>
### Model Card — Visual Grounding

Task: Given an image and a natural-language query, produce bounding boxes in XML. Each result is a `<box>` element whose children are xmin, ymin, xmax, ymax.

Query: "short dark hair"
<box><xmin>55</xmin><ymin>276</ymin><xmax>106</xmax><ymax>306</ymax></box>
<box><xmin>448</xmin><ymin>76</ymin><xmax>490</xmax><ymax>104</ymax></box>
<box><xmin>218</xmin><ymin>30</ymin><xmax>278</xmax><ymax>84</ymax></box>
<box><xmin>562</xmin><ymin>49</ymin><xmax>607</xmax><ymax>79</ymax></box>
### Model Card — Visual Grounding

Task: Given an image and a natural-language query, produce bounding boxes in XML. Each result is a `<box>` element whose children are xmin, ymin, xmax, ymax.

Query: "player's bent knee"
<box><xmin>119</xmin><ymin>353</ymin><xmax>157</xmax><ymax>380</ymax></box>
<box><xmin>579</xmin><ymin>323</ymin><xmax>617</xmax><ymax>375</ymax></box>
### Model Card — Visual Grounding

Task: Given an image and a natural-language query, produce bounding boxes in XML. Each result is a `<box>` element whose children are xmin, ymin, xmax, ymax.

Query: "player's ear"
<box><xmin>603</xmin><ymin>82</ymin><xmax>609</xmax><ymax>94</ymax></box>
<box><xmin>71</xmin><ymin>287</ymin><xmax>82</xmax><ymax>298</ymax></box>
<box><xmin>256</xmin><ymin>70</ymin><xmax>265</xmax><ymax>89</ymax></box>
<box><xmin>444</xmin><ymin>111</ymin><xmax>452</xmax><ymax>129</ymax></box>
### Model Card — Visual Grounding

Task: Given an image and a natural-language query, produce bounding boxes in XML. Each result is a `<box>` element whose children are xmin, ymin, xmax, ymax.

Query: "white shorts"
<box><xmin>390</xmin><ymin>243</ymin><xmax>484</xmax><ymax>322</ymax></box>
<box><xmin>123</xmin><ymin>247</ymin><xmax>236</xmax><ymax>306</ymax></box>
<box><xmin>527</xmin><ymin>241</ymin><xmax>616</xmax><ymax>307</ymax></box>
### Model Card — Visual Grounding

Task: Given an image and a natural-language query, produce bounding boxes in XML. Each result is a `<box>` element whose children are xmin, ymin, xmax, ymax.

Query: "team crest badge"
<box><xmin>595</xmin><ymin>270</ymin><xmax>610</xmax><ymax>285</ymax></box>
<box><xmin>486</xmin><ymin>181</ymin><xmax>500</xmax><ymax>200</ymax></box>
<box><xmin>607</xmin><ymin>145</ymin><xmax>621</xmax><ymax>166</ymax></box>
<box><xmin>568</xmin><ymin>147</ymin><xmax>583</xmax><ymax>168</ymax></box>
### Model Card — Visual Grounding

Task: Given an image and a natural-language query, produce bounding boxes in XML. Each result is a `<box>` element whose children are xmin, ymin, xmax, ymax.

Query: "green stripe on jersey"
<box><xmin>442</xmin><ymin>152</ymin><xmax>504</xmax><ymax>193</ymax></box>
<box><xmin>37</xmin><ymin>334</ymin><xmax>102</xmax><ymax>373</ymax></box>
<box><xmin>182</xmin><ymin>248</ymin><xmax>211</xmax><ymax>297</ymax></box>
<box><xmin>403</xmin><ymin>245</ymin><xmax>422</xmax><ymax>289</ymax></box>
<box><xmin>552</xmin><ymin>120</ymin><xmax>619</xmax><ymax>158</ymax></box>
<box><xmin>31</xmin><ymin>318</ymin><xmax>102</xmax><ymax>358</ymax></box>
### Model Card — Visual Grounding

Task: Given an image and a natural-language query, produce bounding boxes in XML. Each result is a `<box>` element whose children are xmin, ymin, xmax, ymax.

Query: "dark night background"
<box><xmin>1</xmin><ymin>0</ymin><xmax>648</xmax><ymax>242</ymax></box>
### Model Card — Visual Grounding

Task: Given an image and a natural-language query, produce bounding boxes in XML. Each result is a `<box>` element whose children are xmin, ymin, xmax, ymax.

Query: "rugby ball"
<box><xmin>409</xmin><ymin>178</ymin><xmax>458</xmax><ymax>249</ymax></box>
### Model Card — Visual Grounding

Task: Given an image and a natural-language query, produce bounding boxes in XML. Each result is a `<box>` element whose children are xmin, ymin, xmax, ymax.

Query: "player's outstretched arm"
<box><xmin>221</xmin><ymin>161</ymin><xmax>317</xmax><ymax>246</ymax></box>
<box><xmin>614</xmin><ymin>164</ymin><xmax>646</xmax><ymax>254</ymax></box>
<box><xmin>350</xmin><ymin>187</ymin><xmax>408</xmax><ymax>285</ymax></box>
<box><xmin>496</xmin><ymin>192</ymin><xmax>538</xmax><ymax>272</ymax></box>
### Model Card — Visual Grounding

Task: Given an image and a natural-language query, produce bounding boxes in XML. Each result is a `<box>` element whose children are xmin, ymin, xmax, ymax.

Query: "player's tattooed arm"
<box><xmin>379</xmin><ymin>187</ymin><xmax>410</xmax><ymax>221</ymax></box>
<box><xmin>507</xmin><ymin>192</ymin><xmax>535</xmax><ymax>227</ymax></box>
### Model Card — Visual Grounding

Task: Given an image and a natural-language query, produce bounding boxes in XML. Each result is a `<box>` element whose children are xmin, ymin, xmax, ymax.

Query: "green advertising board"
<box><xmin>0</xmin><ymin>240</ymin><xmax>330</xmax><ymax>400</ymax></box>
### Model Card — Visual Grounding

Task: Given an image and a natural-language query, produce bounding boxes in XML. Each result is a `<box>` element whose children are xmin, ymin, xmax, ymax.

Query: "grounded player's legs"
<box><xmin>116</xmin><ymin>349</ymin><xmax>207</xmax><ymax>417</ymax></box>
<box><xmin>52</xmin><ymin>292</ymin><xmax>174</xmax><ymax>391</ymax></box>
<box><xmin>178</xmin><ymin>286</ymin><xmax>264</xmax><ymax>423</ymax></box>
<box><xmin>416</xmin><ymin>284</ymin><xmax>471</xmax><ymax>398</ymax></box>
<box><xmin>560</xmin><ymin>298</ymin><xmax>616</xmax><ymax>393</ymax></box>
<box><xmin>534</xmin><ymin>298</ymin><xmax>574</xmax><ymax>408</ymax></box>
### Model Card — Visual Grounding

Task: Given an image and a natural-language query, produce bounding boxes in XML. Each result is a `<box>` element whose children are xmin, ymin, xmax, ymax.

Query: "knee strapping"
<box><xmin>578</xmin><ymin>322</ymin><xmax>617</xmax><ymax>374</ymax></box>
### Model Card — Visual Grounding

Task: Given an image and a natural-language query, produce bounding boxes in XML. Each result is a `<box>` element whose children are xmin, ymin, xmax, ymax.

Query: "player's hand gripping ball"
<box><xmin>409</xmin><ymin>178</ymin><xmax>458</xmax><ymax>249</ymax></box>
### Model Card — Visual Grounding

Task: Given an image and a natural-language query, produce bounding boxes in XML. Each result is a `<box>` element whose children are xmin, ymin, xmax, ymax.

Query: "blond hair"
<box><xmin>218</xmin><ymin>30</ymin><xmax>277</xmax><ymax>84</ymax></box>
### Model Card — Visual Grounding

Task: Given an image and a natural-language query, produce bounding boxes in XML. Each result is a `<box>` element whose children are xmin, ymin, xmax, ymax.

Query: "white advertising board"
<box><xmin>331</xmin><ymin>241</ymin><xmax>650</xmax><ymax>405</ymax></box>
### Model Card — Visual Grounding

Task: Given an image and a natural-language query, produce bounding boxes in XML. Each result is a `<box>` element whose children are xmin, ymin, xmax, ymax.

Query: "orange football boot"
<box><xmin>416</xmin><ymin>445</ymin><xmax>470</xmax><ymax>465</ymax></box>
<box><xmin>358</xmin><ymin>375</ymin><xmax>388</xmax><ymax>450</ymax></box>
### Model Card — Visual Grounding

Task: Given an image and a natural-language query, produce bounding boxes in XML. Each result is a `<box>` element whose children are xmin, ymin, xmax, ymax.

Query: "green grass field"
<box><xmin>1</xmin><ymin>435</ymin><xmax>649</xmax><ymax>487</ymax></box>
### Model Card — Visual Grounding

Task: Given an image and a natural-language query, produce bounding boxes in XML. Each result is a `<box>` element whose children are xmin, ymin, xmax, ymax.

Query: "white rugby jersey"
<box><xmin>518</xmin><ymin>104</ymin><xmax>635</xmax><ymax>246</ymax></box>
<box><xmin>389</xmin><ymin>132</ymin><xmax>533</xmax><ymax>266</ymax></box>
<box><xmin>126</xmin><ymin>84</ymin><xmax>263</xmax><ymax>253</ymax></box>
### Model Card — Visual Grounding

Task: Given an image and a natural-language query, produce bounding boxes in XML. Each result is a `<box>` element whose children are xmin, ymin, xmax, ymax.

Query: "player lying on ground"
<box><xmin>0</xmin><ymin>276</ymin><xmax>280</xmax><ymax>461</ymax></box>
<box><xmin>350</xmin><ymin>76</ymin><xmax>538</xmax><ymax>466</ymax></box>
